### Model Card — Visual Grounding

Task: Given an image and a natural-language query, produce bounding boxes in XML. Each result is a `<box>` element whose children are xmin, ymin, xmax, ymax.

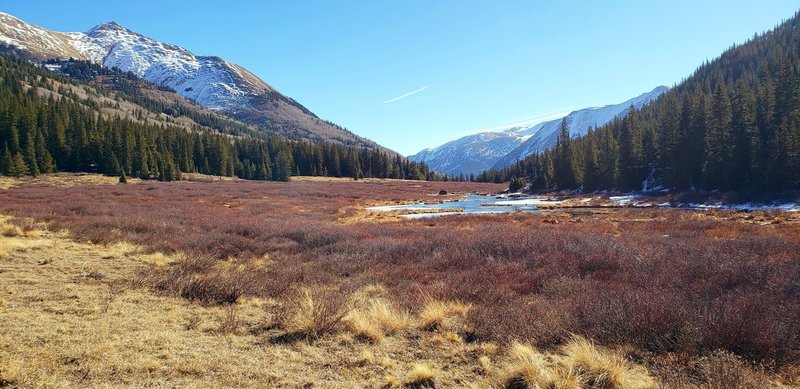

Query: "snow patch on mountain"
<box><xmin>0</xmin><ymin>12</ymin><xmax>387</xmax><ymax>150</ymax></box>
<box><xmin>410</xmin><ymin>86</ymin><xmax>668</xmax><ymax>176</ymax></box>
<box><xmin>493</xmin><ymin>86</ymin><xmax>668</xmax><ymax>168</ymax></box>
<box><xmin>0</xmin><ymin>12</ymin><xmax>86</xmax><ymax>60</ymax></box>
<box><xmin>0</xmin><ymin>13</ymin><xmax>270</xmax><ymax>110</ymax></box>
<box><xmin>62</xmin><ymin>22</ymin><xmax>269</xmax><ymax>110</ymax></box>
<box><xmin>410</xmin><ymin>131</ymin><xmax>528</xmax><ymax>176</ymax></box>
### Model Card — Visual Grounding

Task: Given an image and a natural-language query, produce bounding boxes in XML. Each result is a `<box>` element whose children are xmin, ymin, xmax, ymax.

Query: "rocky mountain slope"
<box><xmin>409</xmin><ymin>86</ymin><xmax>667</xmax><ymax>176</ymax></box>
<box><xmin>0</xmin><ymin>12</ymin><xmax>381</xmax><ymax>149</ymax></box>
<box><xmin>408</xmin><ymin>128</ymin><xmax>534</xmax><ymax>177</ymax></box>
<box><xmin>493</xmin><ymin>86</ymin><xmax>668</xmax><ymax>168</ymax></box>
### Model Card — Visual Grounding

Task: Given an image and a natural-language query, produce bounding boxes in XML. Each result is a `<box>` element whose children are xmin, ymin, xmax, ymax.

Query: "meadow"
<box><xmin>0</xmin><ymin>175</ymin><xmax>798</xmax><ymax>387</ymax></box>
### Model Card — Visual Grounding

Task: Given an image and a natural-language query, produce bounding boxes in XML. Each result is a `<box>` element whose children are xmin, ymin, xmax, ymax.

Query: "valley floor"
<box><xmin>0</xmin><ymin>174</ymin><xmax>798</xmax><ymax>388</ymax></box>
<box><xmin>0</xmin><ymin>214</ymin><xmax>656</xmax><ymax>388</ymax></box>
<box><xmin>0</xmin><ymin>218</ymin><xmax>493</xmax><ymax>387</ymax></box>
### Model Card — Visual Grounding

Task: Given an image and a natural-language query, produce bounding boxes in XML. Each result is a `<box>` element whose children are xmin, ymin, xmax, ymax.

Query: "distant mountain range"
<box><xmin>409</xmin><ymin>86</ymin><xmax>668</xmax><ymax>176</ymax></box>
<box><xmin>0</xmin><ymin>12</ymin><xmax>383</xmax><ymax>149</ymax></box>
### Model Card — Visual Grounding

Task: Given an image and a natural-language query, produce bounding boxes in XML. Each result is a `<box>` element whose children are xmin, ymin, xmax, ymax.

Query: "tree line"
<box><xmin>478</xmin><ymin>11</ymin><xmax>800</xmax><ymax>193</ymax></box>
<box><xmin>0</xmin><ymin>54</ymin><xmax>444</xmax><ymax>182</ymax></box>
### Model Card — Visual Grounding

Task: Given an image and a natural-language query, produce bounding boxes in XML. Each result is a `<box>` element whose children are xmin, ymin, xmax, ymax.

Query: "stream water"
<box><xmin>366</xmin><ymin>194</ymin><xmax>563</xmax><ymax>218</ymax></box>
<box><xmin>366</xmin><ymin>193</ymin><xmax>800</xmax><ymax>219</ymax></box>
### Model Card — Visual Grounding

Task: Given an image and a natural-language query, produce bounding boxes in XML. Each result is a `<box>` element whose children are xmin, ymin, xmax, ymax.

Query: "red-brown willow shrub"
<box><xmin>1</xmin><ymin>179</ymin><xmax>798</xmax><ymax>365</ymax></box>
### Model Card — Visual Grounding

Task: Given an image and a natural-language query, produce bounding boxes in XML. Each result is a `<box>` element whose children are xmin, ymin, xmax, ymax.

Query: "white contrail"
<box><xmin>383</xmin><ymin>85</ymin><xmax>429</xmax><ymax>104</ymax></box>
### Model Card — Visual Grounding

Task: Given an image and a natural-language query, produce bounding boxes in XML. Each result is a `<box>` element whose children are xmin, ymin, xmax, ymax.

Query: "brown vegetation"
<box><xmin>1</xmin><ymin>176</ymin><xmax>797</xmax><ymax>386</ymax></box>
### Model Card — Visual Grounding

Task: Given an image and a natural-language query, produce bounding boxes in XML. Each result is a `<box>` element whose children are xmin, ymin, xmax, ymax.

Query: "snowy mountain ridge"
<box><xmin>493</xmin><ymin>86</ymin><xmax>668</xmax><ymax>168</ymax></box>
<box><xmin>62</xmin><ymin>21</ymin><xmax>266</xmax><ymax>110</ymax></box>
<box><xmin>409</xmin><ymin>86</ymin><xmax>668</xmax><ymax>176</ymax></box>
<box><xmin>0</xmin><ymin>12</ymin><xmax>383</xmax><ymax>149</ymax></box>
<box><xmin>0</xmin><ymin>13</ymin><xmax>265</xmax><ymax>110</ymax></box>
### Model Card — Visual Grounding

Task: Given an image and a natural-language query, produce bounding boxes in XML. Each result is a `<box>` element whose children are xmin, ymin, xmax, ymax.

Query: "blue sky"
<box><xmin>1</xmin><ymin>1</ymin><xmax>798</xmax><ymax>155</ymax></box>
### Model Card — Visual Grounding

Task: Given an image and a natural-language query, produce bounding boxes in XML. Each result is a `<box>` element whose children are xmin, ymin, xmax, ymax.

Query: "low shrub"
<box><xmin>1</xmin><ymin>179</ymin><xmax>797</xmax><ymax>374</ymax></box>
<box><xmin>282</xmin><ymin>288</ymin><xmax>349</xmax><ymax>340</ymax></box>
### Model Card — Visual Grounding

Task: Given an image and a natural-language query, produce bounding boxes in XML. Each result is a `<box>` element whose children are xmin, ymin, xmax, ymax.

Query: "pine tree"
<box><xmin>596</xmin><ymin>128</ymin><xmax>619</xmax><ymax>189</ymax></box>
<box><xmin>24</xmin><ymin>130</ymin><xmax>39</xmax><ymax>177</ymax></box>
<box><xmin>1</xmin><ymin>143</ymin><xmax>13</xmax><ymax>176</ymax></box>
<box><xmin>508</xmin><ymin>176</ymin><xmax>526</xmax><ymax>192</ymax></box>
<box><xmin>582</xmin><ymin>135</ymin><xmax>602</xmax><ymax>192</ymax></box>
<box><xmin>35</xmin><ymin>130</ymin><xmax>55</xmax><ymax>173</ymax></box>
<box><xmin>617</xmin><ymin>109</ymin><xmax>645</xmax><ymax>191</ymax></box>
<box><xmin>731</xmin><ymin>80</ymin><xmax>759</xmax><ymax>188</ymax></box>
<box><xmin>540</xmin><ymin>153</ymin><xmax>555</xmax><ymax>189</ymax></box>
<box><xmin>554</xmin><ymin>118</ymin><xmax>578</xmax><ymax>189</ymax></box>
<box><xmin>703</xmin><ymin>81</ymin><xmax>734</xmax><ymax>190</ymax></box>
<box><xmin>475</xmin><ymin>12</ymin><xmax>800</xmax><ymax>193</ymax></box>
<box><xmin>272</xmin><ymin>149</ymin><xmax>292</xmax><ymax>182</ymax></box>
<box><xmin>12</xmin><ymin>152</ymin><xmax>29</xmax><ymax>177</ymax></box>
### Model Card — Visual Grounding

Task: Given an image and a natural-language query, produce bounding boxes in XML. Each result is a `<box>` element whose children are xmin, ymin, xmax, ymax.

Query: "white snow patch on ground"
<box><xmin>368</xmin><ymin>193</ymin><xmax>800</xmax><ymax>219</ymax></box>
<box><xmin>399</xmin><ymin>212</ymin><xmax>463</xmax><ymax>219</ymax></box>
<box><xmin>493</xmin><ymin>198</ymin><xmax>563</xmax><ymax>206</ymax></box>
<box><xmin>689</xmin><ymin>203</ymin><xmax>800</xmax><ymax>212</ymax></box>
<box><xmin>609</xmin><ymin>195</ymin><xmax>638</xmax><ymax>203</ymax></box>
<box><xmin>366</xmin><ymin>204</ymin><xmax>430</xmax><ymax>212</ymax></box>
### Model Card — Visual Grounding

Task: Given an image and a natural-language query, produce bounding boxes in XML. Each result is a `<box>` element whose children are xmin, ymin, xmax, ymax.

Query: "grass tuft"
<box><xmin>217</xmin><ymin>304</ymin><xmax>241</xmax><ymax>334</ymax></box>
<box><xmin>560</xmin><ymin>336</ymin><xmax>656</xmax><ymax>389</ymax></box>
<box><xmin>0</xmin><ymin>359</ymin><xmax>23</xmax><ymax>388</ymax></box>
<box><xmin>346</xmin><ymin>296</ymin><xmax>412</xmax><ymax>342</ymax></box>
<box><xmin>501</xmin><ymin>342</ymin><xmax>557</xmax><ymax>389</ymax></box>
<box><xmin>283</xmin><ymin>288</ymin><xmax>349</xmax><ymax>340</ymax></box>
<box><xmin>478</xmin><ymin>355</ymin><xmax>491</xmax><ymax>375</ymax></box>
<box><xmin>404</xmin><ymin>363</ymin><xmax>437</xmax><ymax>388</ymax></box>
<box><xmin>418</xmin><ymin>300</ymin><xmax>470</xmax><ymax>332</ymax></box>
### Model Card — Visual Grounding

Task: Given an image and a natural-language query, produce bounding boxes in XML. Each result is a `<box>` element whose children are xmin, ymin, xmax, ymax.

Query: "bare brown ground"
<box><xmin>0</xmin><ymin>173</ymin><xmax>141</xmax><ymax>190</ymax></box>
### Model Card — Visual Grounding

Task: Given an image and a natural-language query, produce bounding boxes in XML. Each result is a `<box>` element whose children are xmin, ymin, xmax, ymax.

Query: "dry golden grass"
<box><xmin>500</xmin><ymin>342</ymin><xmax>561</xmax><ymax>389</ymax></box>
<box><xmin>179</xmin><ymin>173</ymin><xmax>239</xmax><ymax>182</ymax></box>
<box><xmin>560</xmin><ymin>336</ymin><xmax>656</xmax><ymax>389</ymax></box>
<box><xmin>404</xmin><ymin>363</ymin><xmax>437</xmax><ymax>388</ymax></box>
<box><xmin>497</xmin><ymin>338</ymin><xmax>657</xmax><ymax>389</ymax></box>
<box><xmin>291</xmin><ymin>175</ymin><xmax>361</xmax><ymax>182</ymax></box>
<box><xmin>0</xmin><ymin>220</ymin><xmax>512</xmax><ymax>388</ymax></box>
<box><xmin>345</xmin><ymin>291</ymin><xmax>412</xmax><ymax>342</ymax></box>
<box><xmin>0</xmin><ymin>215</ymin><xmax>658</xmax><ymax>387</ymax></box>
<box><xmin>0</xmin><ymin>173</ymin><xmax>141</xmax><ymax>190</ymax></box>
<box><xmin>1</xmin><ymin>213</ymin><xmax>775</xmax><ymax>388</ymax></box>
<box><xmin>2</xmin><ymin>169</ymin><xmax>792</xmax><ymax>388</ymax></box>
<box><xmin>338</xmin><ymin>208</ymin><xmax>407</xmax><ymax>224</ymax></box>
<box><xmin>282</xmin><ymin>288</ymin><xmax>350</xmax><ymax>340</ymax></box>
<box><xmin>418</xmin><ymin>299</ymin><xmax>471</xmax><ymax>332</ymax></box>
<box><xmin>346</xmin><ymin>308</ymin><xmax>385</xmax><ymax>342</ymax></box>
<box><xmin>1</xmin><ymin>219</ymin><xmax>495</xmax><ymax>387</ymax></box>
<box><xmin>0</xmin><ymin>216</ymin><xmax>54</xmax><ymax>260</ymax></box>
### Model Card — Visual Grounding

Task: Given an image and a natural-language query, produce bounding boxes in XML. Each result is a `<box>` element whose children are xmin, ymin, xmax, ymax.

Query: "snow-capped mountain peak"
<box><xmin>409</xmin><ymin>86</ymin><xmax>668</xmax><ymax>176</ymax></box>
<box><xmin>89</xmin><ymin>21</ymin><xmax>127</xmax><ymax>32</ymax></box>
<box><xmin>0</xmin><ymin>12</ymin><xmax>382</xmax><ymax>149</ymax></box>
<box><xmin>0</xmin><ymin>14</ymin><xmax>271</xmax><ymax>110</ymax></box>
<box><xmin>492</xmin><ymin>86</ymin><xmax>667</xmax><ymax>168</ymax></box>
<box><xmin>0</xmin><ymin>12</ymin><xmax>86</xmax><ymax>61</ymax></box>
<box><xmin>63</xmin><ymin>22</ymin><xmax>260</xmax><ymax>110</ymax></box>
